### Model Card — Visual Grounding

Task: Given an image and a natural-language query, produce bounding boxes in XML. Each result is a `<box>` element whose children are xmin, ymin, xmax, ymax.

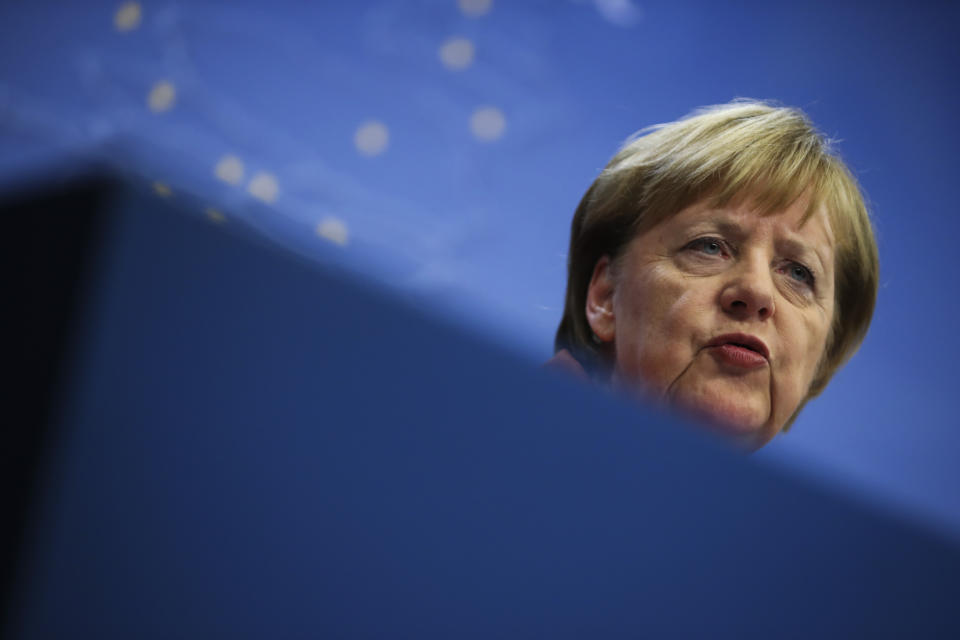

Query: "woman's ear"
<box><xmin>585</xmin><ymin>255</ymin><xmax>616</xmax><ymax>343</ymax></box>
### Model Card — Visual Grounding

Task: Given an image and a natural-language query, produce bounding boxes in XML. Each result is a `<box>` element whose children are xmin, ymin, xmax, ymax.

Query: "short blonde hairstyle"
<box><xmin>555</xmin><ymin>99</ymin><xmax>879</xmax><ymax>426</ymax></box>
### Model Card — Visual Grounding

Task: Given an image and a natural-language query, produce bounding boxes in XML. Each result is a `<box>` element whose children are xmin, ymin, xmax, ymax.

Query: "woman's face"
<box><xmin>586</xmin><ymin>196</ymin><xmax>836</xmax><ymax>449</ymax></box>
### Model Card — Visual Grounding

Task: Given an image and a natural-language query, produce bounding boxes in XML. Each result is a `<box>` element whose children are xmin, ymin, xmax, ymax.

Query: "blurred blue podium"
<box><xmin>6</xmin><ymin>176</ymin><xmax>960</xmax><ymax>638</ymax></box>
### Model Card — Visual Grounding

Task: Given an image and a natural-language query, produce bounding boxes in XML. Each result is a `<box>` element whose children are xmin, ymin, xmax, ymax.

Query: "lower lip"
<box><xmin>709</xmin><ymin>344</ymin><xmax>767</xmax><ymax>369</ymax></box>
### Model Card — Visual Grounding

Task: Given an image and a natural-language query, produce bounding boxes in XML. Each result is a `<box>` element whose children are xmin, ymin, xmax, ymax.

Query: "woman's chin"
<box><xmin>613</xmin><ymin>371</ymin><xmax>774</xmax><ymax>449</ymax></box>
<box><xmin>671</xmin><ymin>391</ymin><xmax>772</xmax><ymax>449</ymax></box>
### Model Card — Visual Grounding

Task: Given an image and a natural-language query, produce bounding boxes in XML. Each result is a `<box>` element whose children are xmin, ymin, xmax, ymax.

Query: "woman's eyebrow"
<box><xmin>715</xmin><ymin>219</ymin><xmax>755</xmax><ymax>245</ymax></box>
<box><xmin>714</xmin><ymin>219</ymin><xmax>746</xmax><ymax>238</ymax></box>
<box><xmin>683</xmin><ymin>217</ymin><xmax>745</xmax><ymax>238</ymax></box>
<box><xmin>779</xmin><ymin>236</ymin><xmax>830</xmax><ymax>272</ymax></box>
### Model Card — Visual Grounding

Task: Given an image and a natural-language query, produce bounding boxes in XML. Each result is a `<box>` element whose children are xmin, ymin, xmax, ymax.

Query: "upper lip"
<box><xmin>705</xmin><ymin>333</ymin><xmax>770</xmax><ymax>360</ymax></box>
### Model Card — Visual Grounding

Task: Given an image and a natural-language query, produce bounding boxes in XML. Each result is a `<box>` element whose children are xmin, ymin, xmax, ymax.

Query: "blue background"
<box><xmin>1</xmin><ymin>1</ymin><xmax>958</xmax><ymax>539</ymax></box>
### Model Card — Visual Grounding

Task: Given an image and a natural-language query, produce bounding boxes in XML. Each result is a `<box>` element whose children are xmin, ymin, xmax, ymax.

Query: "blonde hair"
<box><xmin>555</xmin><ymin>99</ymin><xmax>879</xmax><ymax>427</ymax></box>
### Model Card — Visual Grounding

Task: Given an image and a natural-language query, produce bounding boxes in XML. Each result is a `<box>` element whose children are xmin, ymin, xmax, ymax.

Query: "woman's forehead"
<box><xmin>674</xmin><ymin>195</ymin><xmax>833</xmax><ymax>239</ymax></box>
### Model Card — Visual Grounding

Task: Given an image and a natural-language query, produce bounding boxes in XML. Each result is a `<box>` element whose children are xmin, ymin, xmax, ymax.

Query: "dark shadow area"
<box><xmin>2</xmin><ymin>175</ymin><xmax>114</xmax><ymax>621</ymax></box>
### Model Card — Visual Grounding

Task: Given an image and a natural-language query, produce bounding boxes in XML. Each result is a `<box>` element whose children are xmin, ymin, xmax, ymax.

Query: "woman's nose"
<box><xmin>720</xmin><ymin>257</ymin><xmax>775</xmax><ymax>321</ymax></box>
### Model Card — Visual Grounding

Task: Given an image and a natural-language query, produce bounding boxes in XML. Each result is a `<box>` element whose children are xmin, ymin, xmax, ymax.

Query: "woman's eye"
<box><xmin>780</xmin><ymin>262</ymin><xmax>815</xmax><ymax>287</ymax></box>
<box><xmin>688</xmin><ymin>237</ymin><xmax>726</xmax><ymax>257</ymax></box>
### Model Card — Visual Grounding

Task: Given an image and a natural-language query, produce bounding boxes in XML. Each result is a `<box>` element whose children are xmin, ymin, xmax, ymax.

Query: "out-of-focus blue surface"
<box><xmin>1</xmin><ymin>1</ymin><xmax>958</xmax><ymax>538</ymax></box>
<box><xmin>10</xmin><ymin>187</ymin><xmax>960</xmax><ymax>637</ymax></box>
